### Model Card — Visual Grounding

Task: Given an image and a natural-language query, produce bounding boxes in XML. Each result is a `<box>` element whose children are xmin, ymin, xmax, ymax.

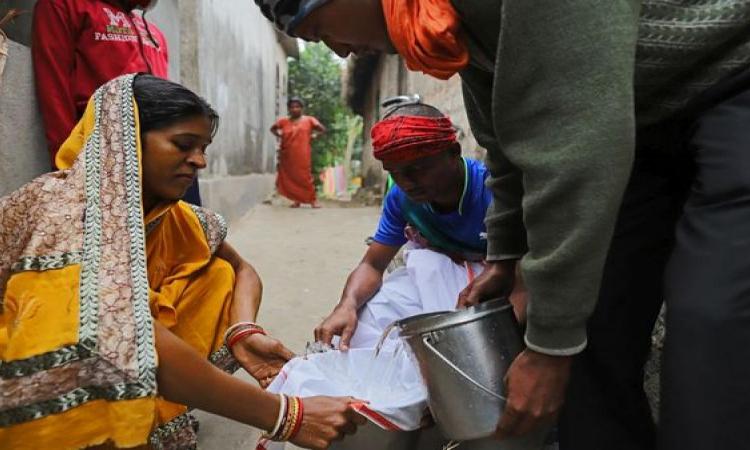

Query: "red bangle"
<box><xmin>227</xmin><ymin>327</ymin><xmax>266</xmax><ymax>349</ymax></box>
<box><xmin>289</xmin><ymin>397</ymin><xmax>304</xmax><ymax>440</ymax></box>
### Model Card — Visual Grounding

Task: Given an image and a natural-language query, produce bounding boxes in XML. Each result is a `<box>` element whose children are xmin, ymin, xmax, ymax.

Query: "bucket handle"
<box><xmin>422</xmin><ymin>335</ymin><xmax>506</xmax><ymax>402</ymax></box>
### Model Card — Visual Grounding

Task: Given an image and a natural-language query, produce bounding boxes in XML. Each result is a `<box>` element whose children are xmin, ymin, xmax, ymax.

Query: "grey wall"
<box><xmin>176</xmin><ymin>0</ymin><xmax>290</xmax><ymax>221</ymax></box>
<box><xmin>146</xmin><ymin>0</ymin><xmax>181</xmax><ymax>82</ymax></box>
<box><xmin>196</xmin><ymin>0</ymin><xmax>288</xmax><ymax>178</ymax></box>
<box><xmin>2</xmin><ymin>1</ymin><xmax>35</xmax><ymax>46</ymax></box>
<box><xmin>0</xmin><ymin>38</ymin><xmax>49</xmax><ymax>197</ymax></box>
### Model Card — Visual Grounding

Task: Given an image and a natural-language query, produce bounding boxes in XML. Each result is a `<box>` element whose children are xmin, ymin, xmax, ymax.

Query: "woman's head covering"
<box><xmin>0</xmin><ymin>74</ymin><xmax>159</xmax><ymax>446</ymax></box>
<box><xmin>254</xmin><ymin>0</ymin><xmax>330</xmax><ymax>35</ymax></box>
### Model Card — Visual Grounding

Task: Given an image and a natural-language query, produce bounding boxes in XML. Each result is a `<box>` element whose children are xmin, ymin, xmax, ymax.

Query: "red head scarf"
<box><xmin>371</xmin><ymin>115</ymin><xmax>457</xmax><ymax>163</ymax></box>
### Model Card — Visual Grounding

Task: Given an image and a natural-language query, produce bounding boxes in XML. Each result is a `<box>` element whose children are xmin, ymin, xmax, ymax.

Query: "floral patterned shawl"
<box><xmin>0</xmin><ymin>75</ymin><xmax>158</xmax><ymax>445</ymax></box>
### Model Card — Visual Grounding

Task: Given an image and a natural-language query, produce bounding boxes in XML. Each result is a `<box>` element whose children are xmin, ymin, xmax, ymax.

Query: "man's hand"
<box><xmin>457</xmin><ymin>260</ymin><xmax>517</xmax><ymax>308</ymax></box>
<box><xmin>232</xmin><ymin>334</ymin><xmax>295</xmax><ymax>388</ymax></box>
<box><xmin>495</xmin><ymin>349</ymin><xmax>572</xmax><ymax>439</ymax></box>
<box><xmin>314</xmin><ymin>302</ymin><xmax>358</xmax><ymax>351</ymax></box>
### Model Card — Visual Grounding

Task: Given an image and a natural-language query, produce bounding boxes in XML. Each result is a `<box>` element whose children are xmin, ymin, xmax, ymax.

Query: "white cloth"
<box><xmin>256</xmin><ymin>249</ymin><xmax>484</xmax><ymax>450</ymax></box>
<box><xmin>257</xmin><ymin>348</ymin><xmax>429</xmax><ymax>450</ymax></box>
<box><xmin>350</xmin><ymin>248</ymin><xmax>484</xmax><ymax>350</ymax></box>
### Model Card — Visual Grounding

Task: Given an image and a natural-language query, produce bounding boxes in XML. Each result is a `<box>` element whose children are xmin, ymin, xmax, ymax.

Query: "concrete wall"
<box><xmin>175</xmin><ymin>0</ymin><xmax>288</xmax><ymax>222</ymax></box>
<box><xmin>195</xmin><ymin>0</ymin><xmax>287</xmax><ymax>178</ymax></box>
<box><xmin>147</xmin><ymin>0</ymin><xmax>181</xmax><ymax>82</ymax></box>
<box><xmin>0</xmin><ymin>37</ymin><xmax>48</xmax><ymax>197</ymax></box>
<box><xmin>0</xmin><ymin>2</ymin><xmax>49</xmax><ymax>199</ymax></box>
<box><xmin>2</xmin><ymin>1</ymin><xmax>35</xmax><ymax>46</ymax></box>
<box><xmin>356</xmin><ymin>55</ymin><xmax>483</xmax><ymax>190</ymax></box>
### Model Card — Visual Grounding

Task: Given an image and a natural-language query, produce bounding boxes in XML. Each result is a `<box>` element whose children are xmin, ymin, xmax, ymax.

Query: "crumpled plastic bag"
<box><xmin>256</xmin><ymin>347</ymin><xmax>428</xmax><ymax>450</ymax></box>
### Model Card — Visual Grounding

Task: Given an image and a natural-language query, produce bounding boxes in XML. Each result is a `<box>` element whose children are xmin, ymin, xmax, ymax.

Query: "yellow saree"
<box><xmin>0</xmin><ymin>75</ymin><xmax>237</xmax><ymax>449</ymax></box>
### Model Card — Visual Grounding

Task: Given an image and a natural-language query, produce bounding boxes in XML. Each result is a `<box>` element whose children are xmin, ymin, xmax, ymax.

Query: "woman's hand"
<box><xmin>290</xmin><ymin>396</ymin><xmax>368</xmax><ymax>450</ymax></box>
<box><xmin>231</xmin><ymin>334</ymin><xmax>294</xmax><ymax>388</ymax></box>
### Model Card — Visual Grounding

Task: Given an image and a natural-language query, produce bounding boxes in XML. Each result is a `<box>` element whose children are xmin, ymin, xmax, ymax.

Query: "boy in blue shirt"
<box><xmin>315</xmin><ymin>102</ymin><xmax>499</xmax><ymax>349</ymax></box>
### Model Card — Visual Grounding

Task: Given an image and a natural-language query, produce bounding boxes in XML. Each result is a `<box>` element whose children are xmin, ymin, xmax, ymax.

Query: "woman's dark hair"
<box><xmin>133</xmin><ymin>74</ymin><xmax>219</xmax><ymax>137</ymax></box>
<box><xmin>287</xmin><ymin>96</ymin><xmax>305</xmax><ymax>108</ymax></box>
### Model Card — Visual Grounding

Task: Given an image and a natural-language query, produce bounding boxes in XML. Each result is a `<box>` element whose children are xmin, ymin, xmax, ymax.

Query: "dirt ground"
<box><xmin>195</xmin><ymin>202</ymin><xmax>382</xmax><ymax>449</ymax></box>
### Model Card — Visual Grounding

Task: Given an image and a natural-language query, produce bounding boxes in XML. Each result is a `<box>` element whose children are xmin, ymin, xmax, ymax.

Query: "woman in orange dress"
<box><xmin>271</xmin><ymin>97</ymin><xmax>326</xmax><ymax>208</ymax></box>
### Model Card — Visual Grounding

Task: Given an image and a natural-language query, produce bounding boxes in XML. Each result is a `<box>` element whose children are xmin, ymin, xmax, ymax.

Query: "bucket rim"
<box><xmin>397</xmin><ymin>298</ymin><xmax>512</xmax><ymax>337</ymax></box>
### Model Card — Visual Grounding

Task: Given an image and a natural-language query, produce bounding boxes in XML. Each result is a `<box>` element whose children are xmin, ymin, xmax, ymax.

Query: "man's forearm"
<box><xmin>339</xmin><ymin>263</ymin><xmax>384</xmax><ymax>310</ymax></box>
<box><xmin>491</xmin><ymin>0</ymin><xmax>639</xmax><ymax>355</ymax></box>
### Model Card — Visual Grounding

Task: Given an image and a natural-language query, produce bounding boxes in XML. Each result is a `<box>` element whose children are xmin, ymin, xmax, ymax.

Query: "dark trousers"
<box><xmin>559</xmin><ymin>82</ymin><xmax>750</xmax><ymax>450</ymax></box>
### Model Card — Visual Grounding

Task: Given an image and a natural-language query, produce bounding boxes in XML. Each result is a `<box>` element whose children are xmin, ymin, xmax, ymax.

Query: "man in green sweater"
<box><xmin>254</xmin><ymin>1</ymin><xmax>750</xmax><ymax>449</ymax></box>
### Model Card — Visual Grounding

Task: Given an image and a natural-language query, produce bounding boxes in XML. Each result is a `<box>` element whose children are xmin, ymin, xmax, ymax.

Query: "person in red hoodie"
<box><xmin>32</xmin><ymin>0</ymin><xmax>168</xmax><ymax>166</ymax></box>
<box><xmin>32</xmin><ymin>0</ymin><xmax>204</xmax><ymax>205</ymax></box>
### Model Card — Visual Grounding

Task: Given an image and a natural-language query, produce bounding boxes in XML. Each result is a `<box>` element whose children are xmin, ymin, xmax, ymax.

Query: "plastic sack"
<box><xmin>256</xmin><ymin>347</ymin><xmax>429</xmax><ymax>450</ymax></box>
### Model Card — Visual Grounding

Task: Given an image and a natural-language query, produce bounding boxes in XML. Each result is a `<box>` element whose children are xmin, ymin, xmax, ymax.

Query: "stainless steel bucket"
<box><xmin>398</xmin><ymin>298</ymin><xmax>523</xmax><ymax>441</ymax></box>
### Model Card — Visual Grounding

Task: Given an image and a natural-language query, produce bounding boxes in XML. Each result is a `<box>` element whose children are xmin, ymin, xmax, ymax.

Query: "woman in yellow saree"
<box><xmin>0</xmin><ymin>74</ymin><xmax>363</xmax><ymax>449</ymax></box>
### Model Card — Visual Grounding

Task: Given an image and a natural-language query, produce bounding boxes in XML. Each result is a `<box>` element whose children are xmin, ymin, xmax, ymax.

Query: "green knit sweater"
<box><xmin>451</xmin><ymin>0</ymin><xmax>750</xmax><ymax>355</ymax></box>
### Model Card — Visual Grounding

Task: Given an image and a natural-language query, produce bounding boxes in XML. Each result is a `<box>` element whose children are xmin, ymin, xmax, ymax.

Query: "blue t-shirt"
<box><xmin>373</xmin><ymin>158</ymin><xmax>491</xmax><ymax>251</ymax></box>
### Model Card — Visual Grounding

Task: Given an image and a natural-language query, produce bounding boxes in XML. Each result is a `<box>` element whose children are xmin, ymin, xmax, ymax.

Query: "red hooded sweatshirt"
<box><xmin>32</xmin><ymin>0</ymin><xmax>168</xmax><ymax>166</ymax></box>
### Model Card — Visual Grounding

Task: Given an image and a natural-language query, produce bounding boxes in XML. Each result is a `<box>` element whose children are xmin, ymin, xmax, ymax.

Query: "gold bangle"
<box><xmin>279</xmin><ymin>396</ymin><xmax>299</xmax><ymax>441</ymax></box>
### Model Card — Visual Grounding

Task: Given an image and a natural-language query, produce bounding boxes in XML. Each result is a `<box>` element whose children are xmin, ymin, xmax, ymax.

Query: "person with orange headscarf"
<box><xmin>270</xmin><ymin>97</ymin><xmax>326</xmax><ymax>208</ymax></box>
<box><xmin>316</xmin><ymin>101</ymin><xmax>495</xmax><ymax>350</ymax></box>
<box><xmin>255</xmin><ymin>1</ymin><xmax>750</xmax><ymax>450</ymax></box>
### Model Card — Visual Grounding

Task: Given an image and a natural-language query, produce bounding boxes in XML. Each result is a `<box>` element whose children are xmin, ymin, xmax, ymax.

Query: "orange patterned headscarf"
<box><xmin>381</xmin><ymin>0</ymin><xmax>469</xmax><ymax>80</ymax></box>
